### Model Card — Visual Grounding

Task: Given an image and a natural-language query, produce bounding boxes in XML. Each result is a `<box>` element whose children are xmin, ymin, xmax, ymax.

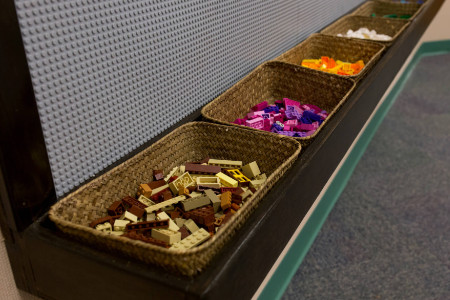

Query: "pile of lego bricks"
<box><xmin>89</xmin><ymin>158</ymin><xmax>266</xmax><ymax>250</ymax></box>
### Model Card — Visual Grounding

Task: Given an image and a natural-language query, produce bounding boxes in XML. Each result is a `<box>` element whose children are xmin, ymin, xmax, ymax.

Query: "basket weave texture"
<box><xmin>272</xmin><ymin>34</ymin><xmax>385</xmax><ymax>81</ymax></box>
<box><xmin>49</xmin><ymin>122</ymin><xmax>301</xmax><ymax>276</ymax></box>
<box><xmin>351</xmin><ymin>1</ymin><xmax>423</xmax><ymax>20</ymax></box>
<box><xmin>201</xmin><ymin>61</ymin><xmax>355</xmax><ymax>147</ymax></box>
<box><xmin>321</xmin><ymin>15</ymin><xmax>410</xmax><ymax>45</ymax></box>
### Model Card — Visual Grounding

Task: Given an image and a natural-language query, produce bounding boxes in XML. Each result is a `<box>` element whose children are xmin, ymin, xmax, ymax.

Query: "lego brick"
<box><xmin>216</xmin><ymin>172</ymin><xmax>238</xmax><ymax>188</ymax></box>
<box><xmin>156</xmin><ymin>212</ymin><xmax>180</xmax><ymax>232</ymax></box>
<box><xmin>221</xmin><ymin>192</ymin><xmax>232</xmax><ymax>210</ymax></box>
<box><xmin>150</xmin><ymin>184</ymin><xmax>170</xmax><ymax>196</ymax></box>
<box><xmin>145</xmin><ymin>195</ymin><xmax>187</xmax><ymax>213</ymax></box>
<box><xmin>110</xmin><ymin>231</ymin><xmax>125</xmax><ymax>236</ymax></box>
<box><xmin>113</xmin><ymin>220</ymin><xmax>130</xmax><ymax>231</ymax></box>
<box><xmin>168</xmin><ymin>207</ymin><xmax>183</xmax><ymax>219</ymax></box>
<box><xmin>169</xmin><ymin>172</ymin><xmax>195</xmax><ymax>194</ymax></box>
<box><xmin>231</xmin><ymin>203</ymin><xmax>240</xmax><ymax>211</ymax></box>
<box><xmin>204</xmin><ymin>189</ymin><xmax>221</xmax><ymax>213</ymax></box>
<box><xmin>137</xmin><ymin>184</ymin><xmax>152</xmax><ymax>198</ymax></box>
<box><xmin>174</xmin><ymin>218</ymin><xmax>187</xmax><ymax>228</ymax></box>
<box><xmin>250</xmin><ymin>178</ymin><xmax>266</xmax><ymax>190</ymax></box>
<box><xmin>148</xmin><ymin>180</ymin><xmax>167</xmax><ymax>190</ymax></box>
<box><xmin>185</xmin><ymin>163</ymin><xmax>221</xmax><ymax>175</ymax></box>
<box><xmin>170</xmin><ymin>228</ymin><xmax>210</xmax><ymax>250</ymax></box>
<box><xmin>241</xmin><ymin>161</ymin><xmax>261</xmax><ymax>179</ymax></box>
<box><xmin>122</xmin><ymin>196</ymin><xmax>147</xmax><ymax>210</ymax></box>
<box><xmin>181</xmin><ymin>196</ymin><xmax>210</xmax><ymax>212</ymax></box>
<box><xmin>184</xmin><ymin>206</ymin><xmax>215</xmax><ymax>226</ymax></box>
<box><xmin>151</xmin><ymin>229</ymin><xmax>181</xmax><ymax>245</ymax></box>
<box><xmin>153</xmin><ymin>169</ymin><xmax>164</xmax><ymax>181</ymax></box>
<box><xmin>164</xmin><ymin>167</ymin><xmax>179</xmax><ymax>183</ymax></box>
<box><xmin>146</xmin><ymin>213</ymin><xmax>156</xmax><ymax>221</ymax></box>
<box><xmin>124</xmin><ymin>211</ymin><xmax>138</xmax><ymax>222</ymax></box>
<box><xmin>183</xmin><ymin>219</ymin><xmax>200</xmax><ymax>233</ymax></box>
<box><xmin>138</xmin><ymin>195</ymin><xmax>155</xmax><ymax>207</ymax></box>
<box><xmin>107</xmin><ymin>201</ymin><xmax>125</xmax><ymax>216</ymax></box>
<box><xmin>208</xmin><ymin>159</ymin><xmax>243</xmax><ymax>169</ymax></box>
<box><xmin>255</xmin><ymin>173</ymin><xmax>267</xmax><ymax>181</ymax></box>
<box><xmin>89</xmin><ymin>216</ymin><xmax>120</xmax><ymax>228</ymax></box>
<box><xmin>225</xmin><ymin>169</ymin><xmax>251</xmax><ymax>183</ymax></box>
<box><xmin>95</xmin><ymin>222</ymin><xmax>112</xmax><ymax>232</ymax></box>
<box><xmin>196</xmin><ymin>177</ymin><xmax>221</xmax><ymax>189</ymax></box>
<box><xmin>178</xmin><ymin>226</ymin><xmax>190</xmax><ymax>240</ymax></box>
<box><xmin>122</xmin><ymin>231</ymin><xmax>169</xmax><ymax>248</ymax></box>
<box><xmin>125</xmin><ymin>219</ymin><xmax>169</xmax><ymax>232</ymax></box>
<box><xmin>128</xmin><ymin>205</ymin><xmax>145</xmax><ymax>219</ymax></box>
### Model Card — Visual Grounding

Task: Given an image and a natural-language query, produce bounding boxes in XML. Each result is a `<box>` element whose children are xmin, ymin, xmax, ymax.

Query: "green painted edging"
<box><xmin>258</xmin><ymin>39</ymin><xmax>450</xmax><ymax>300</ymax></box>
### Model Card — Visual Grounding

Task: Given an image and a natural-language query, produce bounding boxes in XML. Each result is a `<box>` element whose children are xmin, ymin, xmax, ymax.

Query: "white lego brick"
<box><xmin>113</xmin><ymin>220</ymin><xmax>130</xmax><ymax>231</ymax></box>
<box><xmin>241</xmin><ymin>161</ymin><xmax>261</xmax><ymax>179</ymax></box>
<box><xmin>174</xmin><ymin>218</ymin><xmax>186</xmax><ymax>228</ymax></box>
<box><xmin>151</xmin><ymin>228</ymin><xmax>181</xmax><ymax>245</ymax></box>
<box><xmin>204</xmin><ymin>189</ymin><xmax>221</xmax><ymax>213</ymax></box>
<box><xmin>183</xmin><ymin>219</ymin><xmax>199</xmax><ymax>233</ymax></box>
<box><xmin>145</xmin><ymin>195</ymin><xmax>187</xmax><ymax>213</ymax></box>
<box><xmin>124</xmin><ymin>211</ymin><xmax>138</xmax><ymax>222</ymax></box>
<box><xmin>138</xmin><ymin>195</ymin><xmax>155</xmax><ymax>207</ymax></box>
<box><xmin>170</xmin><ymin>228</ymin><xmax>210</xmax><ymax>250</ymax></box>
<box><xmin>156</xmin><ymin>211</ymin><xmax>179</xmax><ymax>232</ymax></box>
<box><xmin>181</xmin><ymin>196</ymin><xmax>210</xmax><ymax>211</ymax></box>
<box><xmin>146</xmin><ymin>213</ymin><xmax>156</xmax><ymax>221</ymax></box>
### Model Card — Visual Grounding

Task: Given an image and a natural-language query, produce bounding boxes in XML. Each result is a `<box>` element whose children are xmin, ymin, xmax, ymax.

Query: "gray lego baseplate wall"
<box><xmin>15</xmin><ymin>0</ymin><xmax>364</xmax><ymax>197</ymax></box>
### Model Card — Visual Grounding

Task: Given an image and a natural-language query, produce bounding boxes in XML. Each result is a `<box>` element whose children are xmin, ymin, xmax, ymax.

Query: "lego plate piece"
<box><xmin>170</xmin><ymin>228</ymin><xmax>210</xmax><ymax>250</ymax></box>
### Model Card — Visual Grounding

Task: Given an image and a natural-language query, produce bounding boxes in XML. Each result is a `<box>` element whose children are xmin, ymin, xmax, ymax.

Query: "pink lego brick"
<box><xmin>273</xmin><ymin>113</ymin><xmax>283</xmax><ymax>123</ymax></box>
<box><xmin>284</xmin><ymin>119</ymin><xmax>298</xmax><ymax>127</ymax></box>
<box><xmin>312</xmin><ymin>121</ymin><xmax>319</xmax><ymax>129</ymax></box>
<box><xmin>283</xmin><ymin>98</ymin><xmax>301</xmax><ymax>107</ymax></box>
<box><xmin>247</xmin><ymin>111</ymin><xmax>264</xmax><ymax>119</ymax></box>
<box><xmin>263</xmin><ymin>118</ymin><xmax>272</xmax><ymax>131</ymax></box>
<box><xmin>251</xmin><ymin>101</ymin><xmax>268</xmax><ymax>112</ymax></box>
<box><xmin>293</xmin><ymin>105</ymin><xmax>304</xmax><ymax>115</ymax></box>
<box><xmin>297</xmin><ymin>123</ymin><xmax>316</xmax><ymax>131</ymax></box>
<box><xmin>233</xmin><ymin>118</ymin><xmax>246</xmax><ymax>125</ymax></box>
<box><xmin>245</xmin><ymin>117</ymin><xmax>264</xmax><ymax>129</ymax></box>
<box><xmin>284</xmin><ymin>125</ymin><xmax>292</xmax><ymax>131</ymax></box>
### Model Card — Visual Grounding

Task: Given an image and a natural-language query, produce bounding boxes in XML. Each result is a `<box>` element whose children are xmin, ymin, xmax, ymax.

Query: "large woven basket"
<box><xmin>272</xmin><ymin>34</ymin><xmax>385</xmax><ymax>81</ymax></box>
<box><xmin>201</xmin><ymin>61</ymin><xmax>355</xmax><ymax>147</ymax></box>
<box><xmin>321</xmin><ymin>15</ymin><xmax>410</xmax><ymax>46</ymax></box>
<box><xmin>352</xmin><ymin>1</ymin><xmax>423</xmax><ymax>20</ymax></box>
<box><xmin>49</xmin><ymin>122</ymin><xmax>301</xmax><ymax>276</ymax></box>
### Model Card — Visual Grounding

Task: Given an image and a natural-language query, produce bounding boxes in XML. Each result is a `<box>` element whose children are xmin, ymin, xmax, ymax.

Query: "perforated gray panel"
<box><xmin>15</xmin><ymin>0</ymin><xmax>364</xmax><ymax>197</ymax></box>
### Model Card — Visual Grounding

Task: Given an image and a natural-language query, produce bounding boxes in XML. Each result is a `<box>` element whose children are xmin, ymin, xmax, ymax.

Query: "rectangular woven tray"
<box><xmin>351</xmin><ymin>1</ymin><xmax>424</xmax><ymax>20</ymax></box>
<box><xmin>320</xmin><ymin>15</ymin><xmax>410</xmax><ymax>46</ymax></box>
<box><xmin>272</xmin><ymin>33</ymin><xmax>385</xmax><ymax>81</ymax></box>
<box><xmin>201</xmin><ymin>61</ymin><xmax>356</xmax><ymax>147</ymax></box>
<box><xmin>49</xmin><ymin>122</ymin><xmax>301</xmax><ymax>276</ymax></box>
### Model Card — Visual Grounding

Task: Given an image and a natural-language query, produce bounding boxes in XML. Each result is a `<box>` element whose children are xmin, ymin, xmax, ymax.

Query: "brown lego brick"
<box><xmin>184</xmin><ymin>163</ymin><xmax>221</xmax><ymax>175</ymax></box>
<box><xmin>178</xmin><ymin>226</ymin><xmax>190</xmax><ymax>239</ymax></box>
<box><xmin>122</xmin><ymin>231</ymin><xmax>169</xmax><ymax>248</ymax></box>
<box><xmin>168</xmin><ymin>176</ymin><xmax>178</xmax><ymax>183</ymax></box>
<box><xmin>221</xmin><ymin>211</ymin><xmax>235</xmax><ymax>225</ymax></box>
<box><xmin>89</xmin><ymin>216</ymin><xmax>120</xmax><ymax>228</ymax></box>
<box><xmin>184</xmin><ymin>206</ymin><xmax>215</xmax><ymax>226</ymax></box>
<box><xmin>125</xmin><ymin>219</ymin><xmax>169</xmax><ymax>232</ymax></box>
<box><xmin>168</xmin><ymin>207</ymin><xmax>183</xmax><ymax>219</ymax></box>
<box><xmin>137</xmin><ymin>183</ymin><xmax>152</xmax><ymax>198</ymax></box>
<box><xmin>150</xmin><ymin>188</ymin><xmax>171</xmax><ymax>203</ymax></box>
<box><xmin>122</xmin><ymin>196</ymin><xmax>147</xmax><ymax>209</ymax></box>
<box><xmin>220</xmin><ymin>187</ymin><xmax>240</xmax><ymax>194</ymax></box>
<box><xmin>147</xmin><ymin>179</ymin><xmax>166</xmax><ymax>190</ymax></box>
<box><xmin>128</xmin><ymin>205</ymin><xmax>145</xmax><ymax>219</ymax></box>
<box><xmin>231</xmin><ymin>203</ymin><xmax>240</xmax><ymax>211</ymax></box>
<box><xmin>107</xmin><ymin>201</ymin><xmax>125</xmax><ymax>216</ymax></box>
<box><xmin>153</xmin><ymin>169</ymin><xmax>164</xmax><ymax>181</ymax></box>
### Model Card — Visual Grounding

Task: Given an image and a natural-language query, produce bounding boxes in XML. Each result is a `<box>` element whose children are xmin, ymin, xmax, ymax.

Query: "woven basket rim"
<box><xmin>320</xmin><ymin>15</ymin><xmax>410</xmax><ymax>44</ymax></box>
<box><xmin>201</xmin><ymin>60</ymin><xmax>357</xmax><ymax>145</ymax></box>
<box><xmin>351</xmin><ymin>0</ymin><xmax>424</xmax><ymax>20</ymax></box>
<box><xmin>49</xmin><ymin>121</ymin><xmax>301</xmax><ymax>257</ymax></box>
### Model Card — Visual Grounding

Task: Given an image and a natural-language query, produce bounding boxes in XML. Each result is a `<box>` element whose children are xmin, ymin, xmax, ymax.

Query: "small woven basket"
<box><xmin>272</xmin><ymin>33</ymin><xmax>385</xmax><ymax>81</ymax></box>
<box><xmin>321</xmin><ymin>15</ymin><xmax>410</xmax><ymax>46</ymax></box>
<box><xmin>352</xmin><ymin>1</ymin><xmax>423</xmax><ymax>20</ymax></box>
<box><xmin>201</xmin><ymin>61</ymin><xmax>355</xmax><ymax>147</ymax></box>
<box><xmin>49</xmin><ymin>122</ymin><xmax>301</xmax><ymax>276</ymax></box>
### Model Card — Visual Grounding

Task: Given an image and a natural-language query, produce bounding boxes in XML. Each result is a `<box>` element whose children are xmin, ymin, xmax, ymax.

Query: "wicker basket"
<box><xmin>321</xmin><ymin>15</ymin><xmax>410</xmax><ymax>46</ymax></box>
<box><xmin>352</xmin><ymin>1</ymin><xmax>423</xmax><ymax>20</ymax></box>
<box><xmin>272</xmin><ymin>33</ymin><xmax>385</xmax><ymax>81</ymax></box>
<box><xmin>49</xmin><ymin>122</ymin><xmax>301</xmax><ymax>276</ymax></box>
<box><xmin>201</xmin><ymin>61</ymin><xmax>355</xmax><ymax>147</ymax></box>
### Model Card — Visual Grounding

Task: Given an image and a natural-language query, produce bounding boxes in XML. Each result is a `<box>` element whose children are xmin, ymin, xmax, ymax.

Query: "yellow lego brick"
<box><xmin>226</xmin><ymin>169</ymin><xmax>250</xmax><ymax>183</ymax></box>
<box><xmin>216</xmin><ymin>172</ymin><xmax>238</xmax><ymax>187</ymax></box>
<box><xmin>170</xmin><ymin>228</ymin><xmax>210</xmax><ymax>250</ymax></box>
